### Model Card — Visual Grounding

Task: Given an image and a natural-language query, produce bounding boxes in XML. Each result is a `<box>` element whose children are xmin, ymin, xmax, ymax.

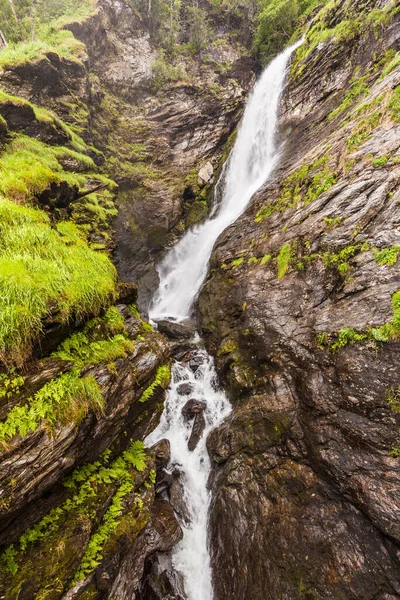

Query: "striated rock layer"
<box><xmin>199</xmin><ymin>1</ymin><xmax>400</xmax><ymax>598</ymax></box>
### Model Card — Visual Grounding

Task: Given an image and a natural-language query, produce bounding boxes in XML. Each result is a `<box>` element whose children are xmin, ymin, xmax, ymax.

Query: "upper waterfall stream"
<box><xmin>145</xmin><ymin>40</ymin><xmax>302</xmax><ymax>600</ymax></box>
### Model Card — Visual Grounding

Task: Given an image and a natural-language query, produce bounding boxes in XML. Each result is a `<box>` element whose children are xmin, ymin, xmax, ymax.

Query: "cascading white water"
<box><xmin>145</xmin><ymin>40</ymin><xmax>302</xmax><ymax>600</ymax></box>
<box><xmin>150</xmin><ymin>39</ymin><xmax>303</xmax><ymax>322</ymax></box>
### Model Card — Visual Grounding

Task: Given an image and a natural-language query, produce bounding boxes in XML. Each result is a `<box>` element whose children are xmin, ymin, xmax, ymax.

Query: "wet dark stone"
<box><xmin>188</xmin><ymin>413</ymin><xmax>206</xmax><ymax>451</ymax></box>
<box><xmin>181</xmin><ymin>399</ymin><xmax>207</xmax><ymax>421</ymax></box>
<box><xmin>151</xmin><ymin>439</ymin><xmax>171</xmax><ymax>469</ymax></box>
<box><xmin>188</xmin><ymin>355</ymin><xmax>203</xmax><ymax>373</ymax></box>
<box><xmin>157</xmin><ymin>320</ymin><xmax>196</xmax><ymax>340</ymax></box>
<box><xmin>140</xmin><ymin>553</ymin><xmax>187</xmax><ymax>600</ymax></box>
<box><xmin>177</xmin><ymin>382</ymin><xmax>193</xmax><ymax>396</ymax></box>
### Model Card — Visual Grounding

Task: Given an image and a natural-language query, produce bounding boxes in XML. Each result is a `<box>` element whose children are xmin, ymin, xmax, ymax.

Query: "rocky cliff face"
<box><xmin>199</xmin><ymin>1</ymin><xmax>400</xmax><ymax>598</ymax></box>
<box><xmin>0</xmin><ymin>0</ymin><xmax>257</xmax><ymax>596</ymax></box>
<box><xmin>65</xmin><ymin>0</ymin><xmax>258</xmax><ymax>307</ymax></box>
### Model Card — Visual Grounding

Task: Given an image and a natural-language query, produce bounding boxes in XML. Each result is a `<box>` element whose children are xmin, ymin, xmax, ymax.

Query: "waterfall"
<box><xmin>145</xmin><ymin>40</ymin><xmax>302</xmax><ymax>600</ymax></box>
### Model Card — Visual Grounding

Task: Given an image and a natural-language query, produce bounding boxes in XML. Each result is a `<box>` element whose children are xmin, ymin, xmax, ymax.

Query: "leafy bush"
<box><xmin>152</xmin><ymin>51</ymin><xmax>186</xmax><ymax>90</ymax></box>
<box><xmin>254</xmin><ymin>0</ymin><xmax>321</xmax><ymax>65</ymax></box>
<box><xmin>0</xmin><ymin>0</ymin><xmax>94</xmax><ymax>45</ymax></box>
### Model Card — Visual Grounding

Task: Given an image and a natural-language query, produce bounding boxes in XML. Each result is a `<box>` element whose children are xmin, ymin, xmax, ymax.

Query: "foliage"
<box><xmin>0</xmin><ymin>31</ymin><xmax>86</xmax><ymax>68</ymax></box>
<box><xmin>184</xmin><ymin>4</ymin><xmax>211</xmax><ymax>53</ymax></box>
<box><xmin>380</xmin><ymin>52</ymin><xmax>400</xmax><ymax>79</ymax></box>
<box><xmin>389</xmin><ymin>86</ymin><xmax>400</xmax><ymax>123</ymax></box>
<box><xmin>231</xmin><ymin>257</ymin><xmax>244</xmax><ymax>268</ymax></box>
<box><xmin>277</xmin><ymin>243</ymin><xmax>292</xmax><ymax>279</ymax></box>
<box><xmin>254</xmin><ymin>0</ymin><xmax>321</xmax><ymax>65</ymax></box>
<box><xmin>328</xmin><ymin>76</ymin><xmax>369</xmax><ymax>120</ymax></box>
<box><xmin>327</xmin><ymin>292</ymin><xmax>400</xmax><ymax>351</ymax></box>
<box><xmin>73</xmin><ymin>479</ymin><xmax>135</xmax><ymax>582</ymax></box>
<box><xmin>260</xmin><ymin>253</ymin><xmax>272</xmax><ymax>265</ymax></box>
<box><xmin>255</xmin><ymin>156</ymin><xmax>335</xmax><ymax>222</ymax></box>
<box><xmin>53</xmin><ymin>333</ymin><xmax>133</xmax><ymax>368</ymax></box>
<box><xmin>372</xmin><ymin>155</ymin><xmax>388</xmax><ymax>168</ymax></box>
<box><xmin>0</xmin><ymin>197</ymin><xmax>117</xmax><ymax>365</ymax></box>
<box><xmin>1</xmin><ymin>441</ymin><xmax>148</xmax><ymax>579</ymax></box>
<box><xmin>386</xmin><ymin>386</ymin><xmax>400</xmax><ymax>413</ymax></box>
<box><xmin>138</xmin><ymin>365</ymin><xmax>171</xmax><ymax>403</ymax></box>
<box><xmin>0</xmin><ymin>0</ymin><xmax>94</xmax><ymax>45</ymax></box>
<box><xmin>347</xmin><ymin>108</ymin><xmax>382</xmax><ymax>152</ymax></box>
<box><xmin>0</xmin><ymin>373</ymin><xmax>24</xmax><ymax>400</ymax></box>
<box><xmin>373</xmin><ymin>246</ymin><xmax>400</xmax><ymax>267</ymax></box>
<box><xmin>152</xmin><ymin>50</ymin><xmax>186</xmax><ymax>90</ymax></box>
<box><xmin>0</xmin><ymin>370</ymin><xmax>103</xmax><ymax>443</ymax></box>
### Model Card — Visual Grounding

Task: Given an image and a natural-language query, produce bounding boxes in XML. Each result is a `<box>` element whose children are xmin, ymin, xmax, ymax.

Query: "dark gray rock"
<box><xmin>177</xmin><ymin>382</ymin><xmax>193</xmax><ymax>396</ymax></box>
<box><xmin>181</xmin><ymin>399</ymin><xmax>206</xmax><ymax>421</ymax></box>
<box><xmin>188</xmin><ymin>413</ymin><xmax>206</xmax><ymax>451</ymax></box>
<box><xmin>157</xmin><ymin>320</ymin><xmax>196</xmax><ymax>340</ymax></box>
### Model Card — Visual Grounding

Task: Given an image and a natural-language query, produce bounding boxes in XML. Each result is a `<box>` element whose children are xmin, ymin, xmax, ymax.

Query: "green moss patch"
<box><xmin>255</xmin><ymin>156</ymin><xmax>335</xmax><ymax>223</ymax></box>
<box><xmin>318</xmin><ymin>291</ymin><xmax>400</xmax><ymax>351</ymax></box>
<box><xmin>277</xmin><ymin>243</ymin><xmax>293</xmax><ymax>279</ymax></box>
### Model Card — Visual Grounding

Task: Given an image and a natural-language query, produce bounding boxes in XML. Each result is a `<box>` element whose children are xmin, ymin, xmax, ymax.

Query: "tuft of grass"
<box><xmin>328</xmin><ymin>76</ymin><xmax>369</xmax><ymax>120</ymax></box>
<box><xmin>389</xmin><ymin>86</ymin><xmax>400</xmax><ymax>123</ymax></box>
<box><xmin>0</xmin><ymin>197</ymin><xmax>117</xmax><ymax>366</ymax></box>
<box><xmin>380</xmin><ymin>53</ymin><xmax>400</xmax><ymax>79</ymax></box>
<box><xmin>373</xmin><ymin>246</ymin><xmax>400</xmax><ymax>267</ymax></box>
<box><xmin>277</xmin><ymin>243</ymin><xmax>292</xmax><ymax>280</ymax></box>
<box><xmin>0</xmin><ymin>30</ymin><xmax>86</xmax><ymax>70</ymax></box>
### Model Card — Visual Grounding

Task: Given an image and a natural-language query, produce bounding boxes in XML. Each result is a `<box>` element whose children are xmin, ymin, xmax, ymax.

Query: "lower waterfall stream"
<box><xmin>145</xmin><ymin>40</ymin><xmax>302</xmax><ymax>600</ymax></box>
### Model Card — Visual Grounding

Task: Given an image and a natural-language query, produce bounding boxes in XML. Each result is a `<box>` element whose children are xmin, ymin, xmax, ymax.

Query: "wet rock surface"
<box><xmin>140</xmin><ymin>553</ymin><xmax>187</xmax><ymax>600</ymax></box>
<box><xmin>198</xmin><ymin>3</ymin><xmax>400</xmax><ymax>598</ymax></box>
<box><xmin>187</xmin><ymin>413</ymin><xmax>206</xmax><ymax>452</ymax></box>
<box><xmin>181</xmin><ymin>399</ymin><xmax>207</xmax><ymax>420</ymax></box>
<box><xmin>157</xmin><ymin>320</ymin><xmax>196</xmax><ymax>340</ymax></box>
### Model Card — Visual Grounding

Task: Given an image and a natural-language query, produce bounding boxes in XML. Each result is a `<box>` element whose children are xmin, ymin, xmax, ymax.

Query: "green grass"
<box><xmin>389</xmin><ymin>86</ymin><xmax>400</xmax><ymax>123</ymax></box>
<box><xmin>380</xmin><ymin>52</ymin><xmax>400</xmax><ymax>79</ymax></box>
<box><xmin>0</xmin><ymin>197</ymin><xmax>117</xmax><ymax>365</ymax></box>
<box><xmin>277</xmin><ymin>243</ymin><xmax>292</xmax><ymax>279</ymax></box>
<box><xmin>0</xmin><ymin>30</ymin><xmax>86</xmax><ymax>70</ymax></box>
<box><xmin>0</xmin><ymin>90</ymin><xmax>89</xmax><ymax>154</ymax></box>
<box><xmin>328</xmin><ymin>76</ymin><xmax>369</xmax><ymax>120</ymax></box>
<box><xmin>0</xmin><ymin>370</ymin><xmax>103</xmax><ymax>444</ymax></box>
<box><xmin>255</xmin><ymin>156</ymin><xmax>335</xmax><ymax>223</ymax></box>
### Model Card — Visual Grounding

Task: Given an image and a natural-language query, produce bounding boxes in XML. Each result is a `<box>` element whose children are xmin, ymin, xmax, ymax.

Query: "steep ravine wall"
<box><xmin>66</xmin><ymin>0</ymin><xmax>258</xmax><ymax>308</ymax></box>
<box><xmin>0</xmin><ymin>0</ymin><xmax>257</xmax><ymax>597</ymax></box>
<box><xmin>199</xmin><ymin>0</ymin><xmax>400</xmax><ymax>598</ymax></box>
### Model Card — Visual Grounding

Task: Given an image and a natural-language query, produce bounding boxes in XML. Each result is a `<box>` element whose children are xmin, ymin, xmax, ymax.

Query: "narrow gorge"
<box><xmin>0</xmin><ymin>0</ymin><xmax>399</xmax><ymax>599</ymax></box>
